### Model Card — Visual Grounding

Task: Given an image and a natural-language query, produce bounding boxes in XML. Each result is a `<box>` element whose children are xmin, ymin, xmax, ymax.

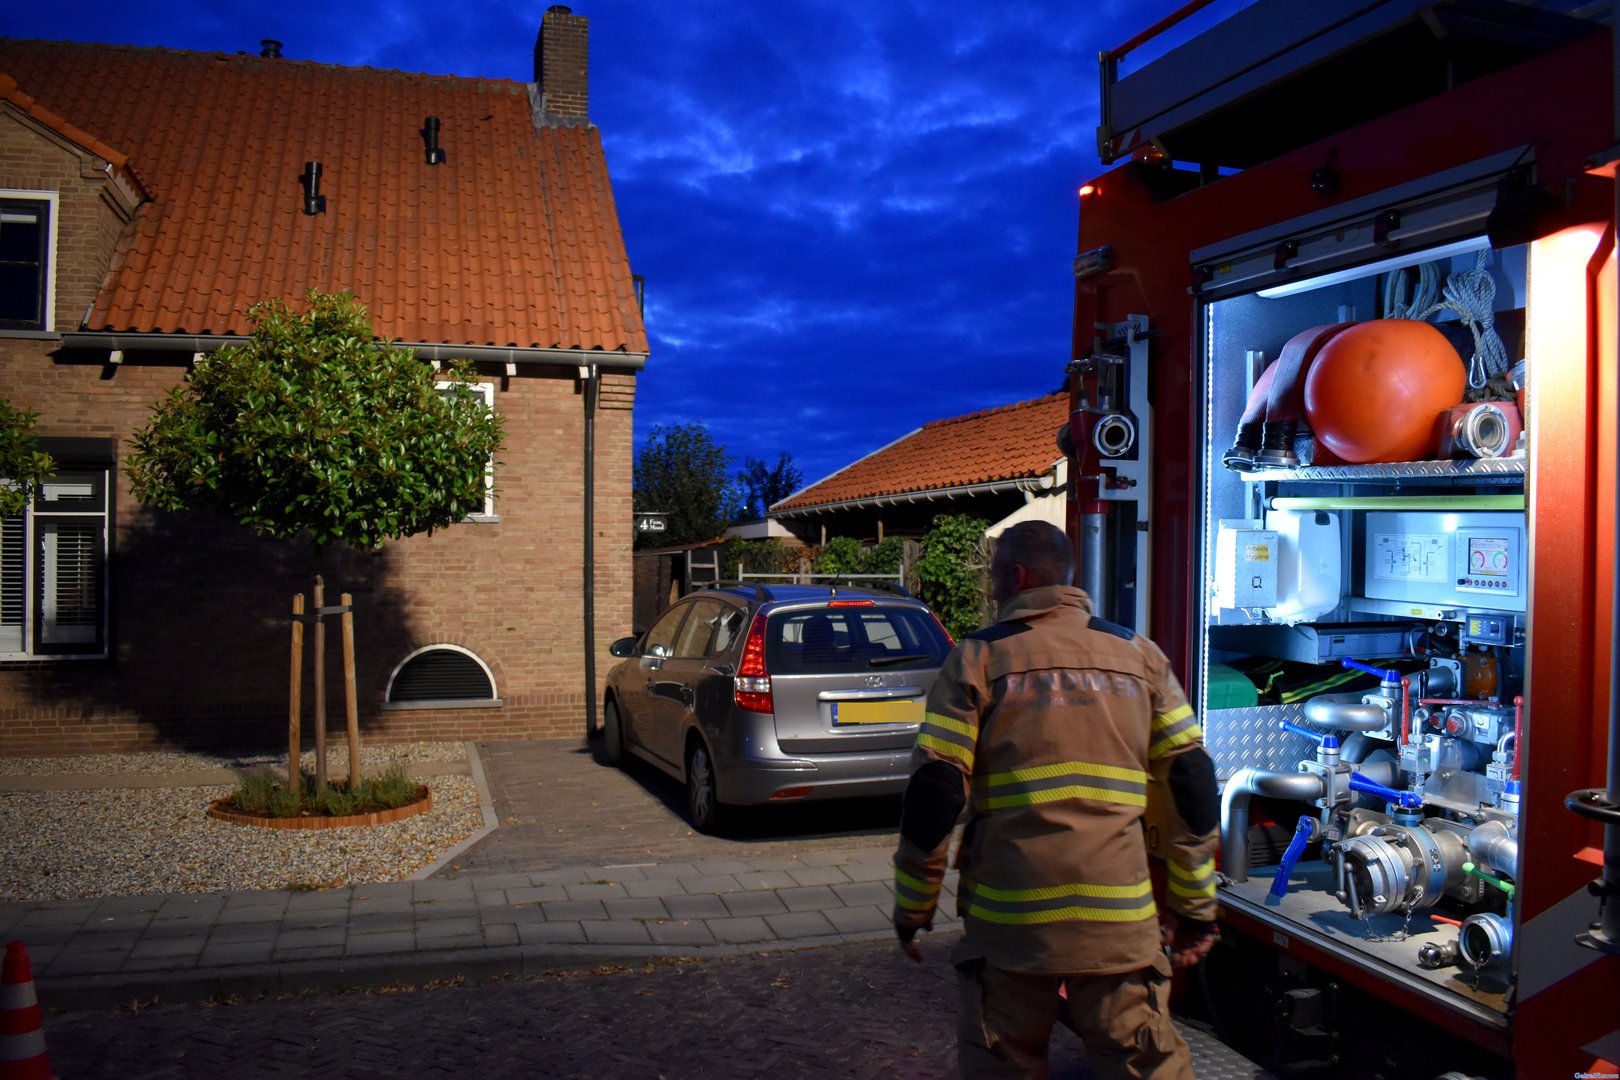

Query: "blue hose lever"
<box><xmin>1280</xmin><ymin>720</ymin><xmax>1339</xmax><ymax>750</ymax></box>
<box><xmin>1341</xmin><ymin>658</ymin><xmax>1402</xmax><ymax>683</ymax></box>
<box><xmin>1269</xmin><ymin>815</ymin><xmax>1319</xmax><ymax>902</ymax></box>
<box><xmin>1348</xmin><ymin>772</ymin><xmax>1422</xmax><ymax>809</ymax></box>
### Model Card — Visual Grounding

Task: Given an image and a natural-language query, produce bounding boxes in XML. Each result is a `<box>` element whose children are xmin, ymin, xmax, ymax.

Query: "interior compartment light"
<box><xmin>1255</xmin><ymin>236</ymin><xmax>1490</xmax><ymax>299</ymax></box>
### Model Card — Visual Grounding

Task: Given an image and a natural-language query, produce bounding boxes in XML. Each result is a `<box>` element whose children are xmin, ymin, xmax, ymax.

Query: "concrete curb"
<box><xmin>408</xmin><ymin>741</ymin><xmax>499</xmax><ymax>881</ymax></box>
<box><xmin>34</xmin><ymin>928</ymin><xmax>922</xmax><ymax>1013</ymax></box>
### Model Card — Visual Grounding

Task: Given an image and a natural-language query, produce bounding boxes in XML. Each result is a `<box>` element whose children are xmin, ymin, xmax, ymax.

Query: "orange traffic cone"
<box><xmin>1</xmin><ymin>940</ymin><xmax>52</xmax><ymax>1080</ymax></box>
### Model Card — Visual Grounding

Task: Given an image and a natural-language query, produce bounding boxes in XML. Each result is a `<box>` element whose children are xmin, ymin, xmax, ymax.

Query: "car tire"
<box><xmin>685</xmin><ymin>739</ymin><xmax>724</xmax><ymax>833</ymax></box>
<box><xmin>602</xmin><ymin>700</ymin><xmax>626</xmax><ymax>766</ymax></box>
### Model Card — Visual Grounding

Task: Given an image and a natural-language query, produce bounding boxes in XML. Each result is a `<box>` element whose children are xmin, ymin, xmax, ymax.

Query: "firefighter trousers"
<box><xmin>954</xmin><ymin>952</ymin><xmax>1194</xmax><ymax>1080</ymax></box>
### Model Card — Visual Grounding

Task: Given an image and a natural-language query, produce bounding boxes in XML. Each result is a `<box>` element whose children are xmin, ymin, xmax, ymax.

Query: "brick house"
<box><xmin>770</xmin><ymin>393</ymin><xmax>1070</xmax><ymax>544</ymax></box>
<box><xmin>0</xmin><ymin>8</ymin><xmax>648</xmax><ymax>754</ymax></box>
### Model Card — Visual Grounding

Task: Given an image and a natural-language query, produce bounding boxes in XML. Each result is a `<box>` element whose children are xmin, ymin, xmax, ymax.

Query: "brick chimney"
<box><xmin>535</xmin><ymin>5</ymin><xmax>588</xmax><ymax>120</ymax></box>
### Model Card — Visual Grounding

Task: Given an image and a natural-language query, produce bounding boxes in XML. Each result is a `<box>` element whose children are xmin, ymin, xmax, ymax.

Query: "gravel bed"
<box><xmin>0</xmin><ymin>744</ymin><xmax>484</xmax><ymax>902</ymax></box>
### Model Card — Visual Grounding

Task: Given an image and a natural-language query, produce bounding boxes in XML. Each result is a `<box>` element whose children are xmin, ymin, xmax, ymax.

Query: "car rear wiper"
<box><xmin>867</xmin><ymin>654</ymin><xmax>932</xmax><ymax>667</ymax></box>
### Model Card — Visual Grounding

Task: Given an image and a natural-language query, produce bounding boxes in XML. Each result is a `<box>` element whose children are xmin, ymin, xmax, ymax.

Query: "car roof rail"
<box><xmin>705</xmin><ymin>579</ymin><xmax>775</xmax><ymax>602</ymax></box>
<box><xmin>851</xmin><ymin>578</ymin><xmax>912</xmax><ymax>598</ymax></box>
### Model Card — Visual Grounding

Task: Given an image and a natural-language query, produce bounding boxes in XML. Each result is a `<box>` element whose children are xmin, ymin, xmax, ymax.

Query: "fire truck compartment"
<box><xmin>1192</xmin><ymin>220</ymin><xmax>1540</xmax><ymax>1032</ymax></box>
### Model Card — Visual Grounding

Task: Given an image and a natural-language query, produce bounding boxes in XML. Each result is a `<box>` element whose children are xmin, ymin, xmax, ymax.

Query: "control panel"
<box><xmin>1362</xmin><ymin>511</ymin><xmax>1526</xmax><ymax>613</ymax></box>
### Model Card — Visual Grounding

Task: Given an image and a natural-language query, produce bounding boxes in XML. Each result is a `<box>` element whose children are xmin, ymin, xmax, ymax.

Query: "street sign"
<box><xmin>635</xmin><ymin>514</ymin><xmax>667</xmax><ymax>533</ymax></box>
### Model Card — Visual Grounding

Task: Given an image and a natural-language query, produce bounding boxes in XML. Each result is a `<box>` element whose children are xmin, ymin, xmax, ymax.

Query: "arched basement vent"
<box><xmin>385</xmin><ymin>645</ymin><xmax>500</xmax><ymax>708</ymax></box>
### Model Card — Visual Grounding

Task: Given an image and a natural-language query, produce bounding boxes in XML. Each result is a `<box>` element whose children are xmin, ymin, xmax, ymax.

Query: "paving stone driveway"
<box><xmin>435</xmin><ymin>738</ymin><xmax>906</xmax><ymax>878</ymax></box>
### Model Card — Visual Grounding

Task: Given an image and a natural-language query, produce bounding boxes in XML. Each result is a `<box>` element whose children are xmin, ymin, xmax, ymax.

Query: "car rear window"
<box><xmin>765</xmin><ymin>606</ymin><xmax>952</xmax><ymax>675</ymax></box>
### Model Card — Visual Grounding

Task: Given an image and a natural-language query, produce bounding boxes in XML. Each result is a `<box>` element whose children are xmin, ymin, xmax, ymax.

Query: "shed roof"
<box><xmin>774</xmin><ymin>392</ymin><xmax>1069</xmax><ymax>514</ymax></box>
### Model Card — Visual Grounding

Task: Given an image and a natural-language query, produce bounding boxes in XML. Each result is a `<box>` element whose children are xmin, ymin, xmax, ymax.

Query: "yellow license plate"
<box><xmin>832</xmin><ymin>699</ymin><xmax>923</xmax><ymax>726</ymax></box>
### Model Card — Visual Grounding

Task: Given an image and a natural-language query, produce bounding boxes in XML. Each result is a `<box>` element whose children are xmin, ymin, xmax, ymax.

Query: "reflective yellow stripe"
<box><xmin>981</xmin><ymin>760</ymin><xmax>1146</xmax><ymax>786</ymax></box>
<box><xmin>1168</xmin><ymin>858</ymin><xmax>1217</xmax><ymax>899</ymax></box>
<box><xmin>980</xmin><ymin>784</ymin><xmax>1146</xmax><ymax>811</ymax></box>
<box><xmin>1150</xmin><ymin>705</ymin><xmax>1203</xmax><ymax>759</ymax></box>
<box><xmin>965</xmin><ymin>900</ymin><xmax>1158</xmax><ymax>924</ymax></box>
<box><xmin>975</xmin><ymin>759</ymin><xmax>1147</xmax><ymax>811</ymax></box>
<box><xmin>1152</xmin><ymin>703</ymin><xmax>1194</xmax><ymax>730</ymax></box>
<box><xmin>894</xmin><ymin>867</ymin><xmax>941</xmax><ymax>912</ymax></box>
<box><xmin>917</xmin><ymin>732</ymin><xmax>974</xmax><ymax>770</ymax></box>
<box><xmin>972</xmin><ymin>880</ymin><xmax>1152</xmax><ymax>903</ymax></box>
<box><xmin>923</xmin><ymin>711</ymin><xmax>976</xmax><ymax>740</ymax></box>
<box><xmin>963</xmin><ymin>878</ymin><xmax>1157</xmax><ymax>924</ymax></box>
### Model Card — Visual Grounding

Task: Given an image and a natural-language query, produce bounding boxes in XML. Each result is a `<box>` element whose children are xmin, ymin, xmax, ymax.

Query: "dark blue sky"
<box><xmin>4</xmin><ymin>1</ymin><xmax>1222</xmax><ymax>489</ymax></box>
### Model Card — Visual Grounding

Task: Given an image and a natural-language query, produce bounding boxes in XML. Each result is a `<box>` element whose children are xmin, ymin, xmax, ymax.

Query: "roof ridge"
<box><xmin>1</xmin><ymin>38</ymin><xmax>533</xmax><ymax>89</ymax></box>
<box><xmin>0</xmin><ymin>71</ymin><xmax>149</xmax><ymax>197</ymax></box>
<box><xmin>918</xmin><ymin>390</ymin><xmax>1066</xmax><ymax>431</ymax></box>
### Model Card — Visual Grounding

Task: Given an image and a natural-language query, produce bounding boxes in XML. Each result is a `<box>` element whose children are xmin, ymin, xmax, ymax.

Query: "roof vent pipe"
<box><xmin>301</xmin><ymin>161</ymin><xmax>326</xmax><ymax>215</ymax></box>
<box><xmin>422</xmin><ymin>117</ymin><xmax>446</xmax><ymax>165</ymax></box>
<box><xmin>260</xmin><ymin>39</ymin><xmax>283</xmax><ymax>58</ymax></box>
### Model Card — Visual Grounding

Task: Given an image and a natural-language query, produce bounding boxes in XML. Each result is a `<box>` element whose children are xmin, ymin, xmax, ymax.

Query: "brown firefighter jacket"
<box><xmin>893</xmin><ymin>585</ymin><xmax>1218</xmax><ymax>975</ymax></box>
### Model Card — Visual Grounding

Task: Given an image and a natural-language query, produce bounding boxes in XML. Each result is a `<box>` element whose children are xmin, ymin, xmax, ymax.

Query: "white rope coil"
<box><xmin>1422</xmin><ymin>250</ymin><xmax>1510</xmax><ymax>390</ymax></box>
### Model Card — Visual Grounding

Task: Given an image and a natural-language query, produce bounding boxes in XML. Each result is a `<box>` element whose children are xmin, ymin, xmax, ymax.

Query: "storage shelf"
<box><xmin>1239</xmin><ymin>456</ymin><xmax>1526</xmax><ymax>485</ymax></box>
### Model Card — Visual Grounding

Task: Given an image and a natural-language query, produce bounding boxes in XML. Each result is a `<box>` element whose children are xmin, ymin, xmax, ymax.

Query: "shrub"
<box><xmin>268</xmin><ymin>781</ymin><xmax>304</xmax><ymax>819</ymax></box>
<box><xmin>371</xmin><ymin>766</ymin><xmax>418</xmax><ymax>809</ymax></box>
<box><xmin>225</xmin><ymin>765</ymin><xmax>423</xmax><ymax>817</ymax></box>
<box><xmin>233</xmin><ymin>769</ymin><xmax>276</xmax><ymax>814</ymax></box>
<box><xmin>915</xmin><ymin>514</ymin><xmax>990</xmax><ymax>640</ymax></box>
<box><xmin>860</xmin><ymin>537</ymin><xmax>905</xmax><ymax>576</ymax></box>
<box><xmin>724</xmin><ymin>538</ymin><xmax>798</xmax><ymax>579</ymax></box>
<box><xmin>813</xmin><ymin>536</ymin><xmax>863</xmax><ymax>576</ymax></box>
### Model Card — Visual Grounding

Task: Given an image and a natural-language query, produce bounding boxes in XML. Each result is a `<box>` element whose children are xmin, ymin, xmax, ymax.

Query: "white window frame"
<box><xmin>1</xmin><ymin>466</ymin><xmax>111</xmax><ymax>661</ymax></box>
<box><xmin>436</xmin><ymin>379</ymin><xmax>497</xmax><ymax>521</ymax></box>
<box><xmin>0</xmin><ymin>189</ymin><xmax>60</xmax><ymax>334</ymax></box>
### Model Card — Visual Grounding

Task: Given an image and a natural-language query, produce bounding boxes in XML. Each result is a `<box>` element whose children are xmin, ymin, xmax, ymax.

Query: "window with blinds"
<box><xmin>0</xmin><ymin>467</ymin><xmax>109</xmax><ymax>659</ymax></box>
<box><xmin>385</xmin><ymin>645</ymin><xmax>500</xmax><ymax>708</ymax></box>
<box><xmin>0</xmin><ymin>514</ymin><xmax>23</xmax><ymax>655</ymax></box>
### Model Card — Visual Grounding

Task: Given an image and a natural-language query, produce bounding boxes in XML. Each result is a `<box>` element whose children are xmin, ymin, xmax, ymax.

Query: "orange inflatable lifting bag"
<box><xmin>1303</xmin><ymin>319</ymin><xmax>1466</xmax><ymax>464</ymax></box>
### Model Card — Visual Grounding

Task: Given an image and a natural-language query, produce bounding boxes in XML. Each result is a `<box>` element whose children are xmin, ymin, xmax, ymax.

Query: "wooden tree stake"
<box><xmin>313</xmin><ymin>576</ymin><xmax>327</xmax><ymax>787</ymax></box>
<box><xmin>342</xmin><ymin>592</ymin><xmax>360</xmax><ymax>789</ymax></box>
<box><xmin>288</xmin><ymin>592</ymin><xmax>305</xmax><ymax>807</ymax></box>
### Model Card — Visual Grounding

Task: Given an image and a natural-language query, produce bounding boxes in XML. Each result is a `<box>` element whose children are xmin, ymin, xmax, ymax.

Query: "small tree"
<box><xmin>0</xmin><ymin>398</ymin><xmax>55</xmax><ymax>517</ymax></box>
<box><xmin>633</xmin><ymin>423</ymin><xmax>741</xmax><ymax>547</ymax></box>
<box><xmin>737</xmin><ymin>453</ymin><xmax>803</xmax><ymax>520</ymax></box>
<box><xmin>915</xmin><ymin>514</ymin><xmax>990</xmax><ymax>640</ymax></box>
<box><xmin>128</xmin><ymin>292</ymin><xmax>502</xmax><ymax>548</ymax></box>
<box><xmin>127</xmin><ymin>290</ymin><xmax>504</xmax><ymax>795</ymax></box>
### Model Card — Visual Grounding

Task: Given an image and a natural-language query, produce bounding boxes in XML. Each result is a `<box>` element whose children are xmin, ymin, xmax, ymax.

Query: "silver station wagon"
<box><xmin>601</xmin><ymin>583</ymin><xmax>955</xmax><ymax>832</ymax></box>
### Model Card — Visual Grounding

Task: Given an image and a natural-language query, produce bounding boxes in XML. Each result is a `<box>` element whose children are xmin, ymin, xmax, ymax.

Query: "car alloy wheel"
<box><xmin>686</xmin><ymin>741</ymin><xmax>721</xmax><ymax>833</ymax></box>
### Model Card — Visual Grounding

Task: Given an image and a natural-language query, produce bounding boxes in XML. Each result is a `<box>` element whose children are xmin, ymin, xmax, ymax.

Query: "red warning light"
<box><xmin>1077</xmin><ymin>183</ymin><xmax>1098</xmax><ymax>198</ymax></box>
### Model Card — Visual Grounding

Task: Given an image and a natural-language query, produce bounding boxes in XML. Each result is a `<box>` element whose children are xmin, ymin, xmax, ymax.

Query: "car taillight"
<box><xmin>826</xmin><ymin>599</ymin><xmax>874</xmax><ymax>608</ymax></box>
<box><xmin>734</xmin><ymin>609</ymin><xmax>772</xmax><ymax>713</ymax></box>
<box><xmin>929</xmin><ymin>610</ymin><xmax>955</xmax><ymax>648</ymax></box>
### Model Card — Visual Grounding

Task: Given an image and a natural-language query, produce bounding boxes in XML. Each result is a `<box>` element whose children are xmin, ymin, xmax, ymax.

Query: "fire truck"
<box><xmin>1062</xmin><ymin>2</ymin><xmax>1620</xmax><ymax>1076</ymax></box>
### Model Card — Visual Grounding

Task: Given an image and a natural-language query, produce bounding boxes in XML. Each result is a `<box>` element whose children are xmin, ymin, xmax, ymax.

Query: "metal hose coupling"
<box><xmin>1459</xmin><ymin>912</ymin><xmax>1513</xmax><ymax>975</ymax></box>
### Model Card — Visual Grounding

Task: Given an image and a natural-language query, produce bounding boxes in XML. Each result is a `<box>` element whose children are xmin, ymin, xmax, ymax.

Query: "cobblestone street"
<box><xmin>42</xmin><ymin>935</ymin><xmax>1103</xmax><ymax>1079</ymax></box>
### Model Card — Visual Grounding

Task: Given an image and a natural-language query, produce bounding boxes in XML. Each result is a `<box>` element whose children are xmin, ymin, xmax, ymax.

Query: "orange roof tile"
<box><xmin>0</xmin><ymin>41</ymin><xmax>647</xmax><ymax>353</ymax></box>
<box><xmin>774</xmin><ymin>393</ymin><xmax>1069</xmax><ymax>512</ymax></box>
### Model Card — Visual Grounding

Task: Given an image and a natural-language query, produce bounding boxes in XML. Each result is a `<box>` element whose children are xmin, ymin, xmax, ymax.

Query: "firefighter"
<box><xmin>893</xmin><ymin>520</ymin><xmax>1220</xmax><ymax>1079</ymax></box>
